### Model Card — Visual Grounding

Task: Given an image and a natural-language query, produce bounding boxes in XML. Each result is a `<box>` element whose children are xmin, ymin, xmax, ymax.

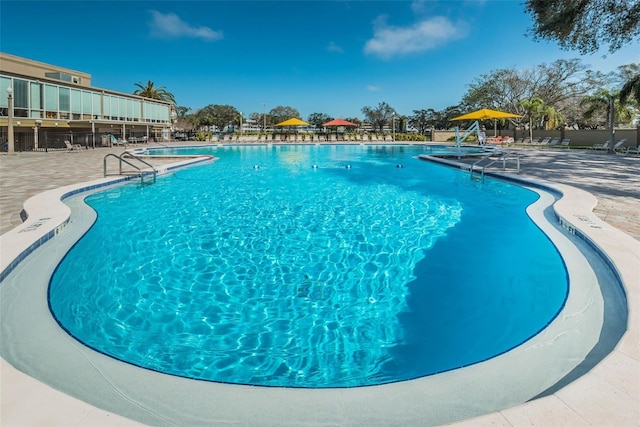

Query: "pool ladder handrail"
<box><xmin>470</xmin><ymin>151</ymin><xmax>520</xmax><ymax>182</ymax></box>
<box><xmin>103</xmin><ymin>152</ymin><xmax>157</xmax><ymax>184</ymax></box>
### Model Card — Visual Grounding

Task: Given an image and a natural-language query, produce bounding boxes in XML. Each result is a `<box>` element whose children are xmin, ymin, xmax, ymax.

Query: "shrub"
<box><xmin>195</xmin><ymin>131</ymin><xmax>212</xmax><ymax>141</ymax></box>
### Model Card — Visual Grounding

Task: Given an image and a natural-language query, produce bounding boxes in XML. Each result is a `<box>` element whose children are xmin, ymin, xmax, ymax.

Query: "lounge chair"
<box><xmin>539</xmin><ymin>137</ymin><xmax>551</xmax><ymax>146</ymax></box>
<box><xmin>110</xmin><ymin>135</ymin><xmax>128</xmax><ymax>146</ymax></box>
<box><xmin>590</xmin><ymin>140</ymin><xmax>610</xmax><ymax>151</ymax></box>
<box><xmin>64</xmin><ymin>140</ymin><xmax>82</xmax><ymax>152</ymax></box>
<box><xmin>623</xmin><ymin>146</ymin><xmax>640</xmax><ymax>156</ymax></box>
<box><xmin>548</xmin><ymin>138</ymin><xmax>560</xmax><ymax>147</ymax></box>
<box><xmin>559</xmin><ymin>139</ymin><xmax>571</xmax><ymax>149</ymax></box>
<box><xmin>613</xmin><ymin>139</ymin><xmax>628</xmax><ymax>152</ymax></box>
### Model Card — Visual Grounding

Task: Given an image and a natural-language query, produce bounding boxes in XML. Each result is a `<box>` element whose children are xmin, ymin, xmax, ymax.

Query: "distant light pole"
<box><xmin>392</xmin><ymin>112</ymin><xmax>396</xmax><ymax>141</ymax></box>
<box><xmin>240</xmin><ymin>112</ymin><xmax>243</xmax><ymax>136</ymax></box>
<box><xmin>263</xmin><ymin>103</ymin><xmax>266</xmax><ymax>131</ymax></box>
<box><xmin>90</xmin><ymin>120</ymin><xmax>95</xmax><ymax>149</ymax></box>
<box><xmin>608</xmin><ymin>94</ymin><xmax>615</xmax><ymax>154</ymax></box>
<box><xmin>6</xmin><ymin>87</ymin><xmax>14</xmax><ymax>153</ymax></box>
<box><xmin>34</xmin><ymin>119</ymin><xmax>42</xmax><ymax>151</ymax></box>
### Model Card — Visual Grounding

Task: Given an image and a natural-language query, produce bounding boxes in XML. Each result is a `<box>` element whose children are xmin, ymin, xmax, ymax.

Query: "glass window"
<box><xmin>0</xmin><ymin>76</ymin><xmax>11</xmax><ymax>108</ymax></box>
<box><xmin>110</xmin><ymin>95</ymin><xmax>119</xmax><ymax>119</ymax></box>
<box><xmin>158</xmin><ymin>104</ymin><xmax>170</xmax><ymax>122</ymax></box>
<box><xmin>13</xmin><ymin>79</ymin><xmax>28</xmax><ymax>109</ymax></box>
<box><xmin>103</xmin><ymin>95</ymin><xmax>111</xmax><ymax>117</ymax></box>
<box><xmin>30</xmin><ymin>82</ymin><xmax>43</xmax><ymax>118</ymax></box>
<box><xmin>118</xmin><ymin>97</ymin><xmax>126</xmax><ymax>120</ymax></box>
<box><xmin>30</xmin><ymin>82</ymin><xmax>42</xmax><ymax>110</ymax></box>
<box><xmin>71</xmin><ymin>89</ymin><xmax>81</xmax><ymax>113</ymax></box>
<box><xmin>92</xmin><ymin>93</ymin><xmax>101</xmax><ymax>118</ymax></box>
<box><xmin>59</xmin><ymin>87</ymin><xmax>70</xmax><ymax>112</ymax></box>
<box><xmin>82</xmin><ymin>91</ymin><xmax>92</xmax><ymax>114</ymax></box>
<box><xmin>45</xmin><ymin>85</ymin><xmax>58</xmax><ymax>110</ymax></box>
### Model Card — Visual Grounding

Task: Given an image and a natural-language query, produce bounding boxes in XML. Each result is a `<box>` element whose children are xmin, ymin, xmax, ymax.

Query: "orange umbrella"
<box><xmin>322</xmin><ymin>118</ymin><xmax>357</xmax><ymax>141</ymax></box>
<box><xmin>322</xmin><ymin>118</ymin><xmax>357</xmax><ymax>127</ymax></box>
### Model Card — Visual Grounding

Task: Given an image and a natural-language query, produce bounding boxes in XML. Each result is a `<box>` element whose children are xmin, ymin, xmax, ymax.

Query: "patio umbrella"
<box><xmin>322</xmin><ymin>118</ymin><xmax>357</xmax><ymax>141</ymax></box>
<box><xmin>275</xmin><ymin>118</ymin><xmax>310</xmax><ymax>141</ymax></box>
<box><xmin>322</xmin><ymin>118</ymin><xmax>357</xmax><ymax>127</ymax></box>
<box><xmin>452</xmin><ymin>109</ymin><xmax>522</xmax><ymax>137</ymax></box>
<box><xmin>275</xmin><ymin>118</ymin><xmax>310</xmax><ymax>127</ymax></box>
<box><xmin>451</xmin><ymin>109</ymin><xmax>522</xmax><ymax>121</ymax></box>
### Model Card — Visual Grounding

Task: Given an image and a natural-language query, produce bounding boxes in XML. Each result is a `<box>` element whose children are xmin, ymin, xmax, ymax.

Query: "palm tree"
<box><xmin>619</xmin><ymin>73</ymin><xmax>640</xmax><ymax>104</ymax></box>
<box><xmin>541</xmin><ymin>104</ymin><xmax>564</xmax><ymax>130</ymax></box>
<box><xmin>581</xmin><ymin>89</ymin><xmax>633</xmax><ymax>128</ymax></box>
<box><xmin>519</xmin><ymin>97</ymin><xmax>545</xmax><ymax>142</ymax></box>
<box><xmin>582</xmin><ymin>89</ymin><xmax>634</xmax><ymax>153</ymax></box>
<box><xmin>133</xmin><ymin>81</ymin><xmax>176</xmax><ymax>105</ymax></box>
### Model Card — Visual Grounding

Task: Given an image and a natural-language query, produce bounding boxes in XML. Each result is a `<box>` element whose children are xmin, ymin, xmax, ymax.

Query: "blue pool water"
<box><xmin>49</xmin><ymin>144</ymin><xmax>568</xmax><ymax>388</ymax></box>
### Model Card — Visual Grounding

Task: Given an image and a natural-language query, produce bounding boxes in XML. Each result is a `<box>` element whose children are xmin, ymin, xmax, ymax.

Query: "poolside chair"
<box><xmin>590</xmin><ymin>140</ymin><xmax>610</xmax><ymax>151</ymax></box>
<box><xmin>623</xmin><ymin>146</ymin><xmax>640</xmax><ymax>156</ymax></box>
<box><xmin>613</xmin><ymin>139</ymin><xmax>628</xmax><ymax>152</ymax></box>
<box><xmin>64</xmin><ymin>140</ymin><xmax>82</xmax><ymax>152</ymax></box>
<box><xmin>530</xmin><ymin>137</ymin><xmax>540</xmax><ymax>145</ymax></box>
<box><xmin>539</xmin><ymin>137</ymin><xmax>551</xmax><ymax>146</ymax></box>
<box><xmin>110</xmin><ymin>134</ymin><xmax>128</xmax><ymax>146</ymax></box>
<box><xmin>549</xmin><ymin>138</ymin><xmax>560</xmax><ymax>147</ymax></box>
<box><xmin>559</xmin><ymin>139</ymin><xmax>571</xmax><ymax>149</ymax></box>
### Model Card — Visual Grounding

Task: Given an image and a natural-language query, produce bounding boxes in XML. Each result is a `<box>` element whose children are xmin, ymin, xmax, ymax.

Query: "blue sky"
<box><xmin>2</xmin><ymin>0</ymin><xmax>639</xmax><ymax>120</ymax></box>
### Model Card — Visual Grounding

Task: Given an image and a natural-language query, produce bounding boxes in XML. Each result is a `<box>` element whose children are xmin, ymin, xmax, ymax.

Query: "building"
<box><xmin>0</xmin><ymin>52</ymin><xmax>174</xmax><ymax>151</ymax></box>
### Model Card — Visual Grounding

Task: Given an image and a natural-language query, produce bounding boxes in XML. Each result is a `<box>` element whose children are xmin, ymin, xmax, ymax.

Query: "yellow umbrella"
<box><xmin>451</xmin><ymin>109</ymin><xmax>522</xmax><ymax>121</ymax></box>
<box><xmin>274</xmin><ymin>118</ymin><xmax>310</xmax><ymax>141</ymax></box>
<box><xmin>452</xmin><ymin>109</ymin><xmax>522</xmax><ymax>138</ymax></box>
<box><xmin>275</xmin><ymin>117</ymin><xmax>310</xmax><ymax>127</ymax></box>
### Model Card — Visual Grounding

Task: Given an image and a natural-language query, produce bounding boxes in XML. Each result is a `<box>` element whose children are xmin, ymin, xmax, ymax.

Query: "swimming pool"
<box><xmin>47</xmin><ymin>144</ymin><xmax>568</xmax><ymax>388</ymax></box>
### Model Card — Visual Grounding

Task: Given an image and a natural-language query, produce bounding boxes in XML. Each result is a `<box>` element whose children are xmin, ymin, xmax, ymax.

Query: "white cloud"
<box><xmin>411</xmin><ymin>0</ymin><xmax>427</xmax><ymax>14</ymax></box>
<box><xmin>149</xmin><ymin>11</ymin><xmax>223</xmax><ymax>41</ymax></box>
<box><xmin>327</xmin><ymin>41</ymin><xmax>344</xmax><ymax>53</ymax></box>
<box><xmin>367</xmin><ymin>85</ymin><xmax>381</xmax><ymax>92</ymax></box>
<box><xmin>364</xmin><ymin>15</ymin><xmax>468</xmax><ymax>59</ymax></box>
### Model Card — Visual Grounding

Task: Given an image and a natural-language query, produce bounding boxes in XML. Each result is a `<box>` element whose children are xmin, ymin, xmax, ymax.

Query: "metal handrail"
<box><xmin>104</xmin><ymin>152</ymin><xmax>157</xmax><ymax>184</ymax></box>
<box><xmin>470</xmin><ymin>151</ymin><xmax>520</xmax><ymax>182</ymax></box>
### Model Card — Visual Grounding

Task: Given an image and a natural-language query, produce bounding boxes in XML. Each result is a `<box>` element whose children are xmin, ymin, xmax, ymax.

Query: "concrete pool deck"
<box><xmin>0</xmin><ymin>142</ymin><xmax>638</xmax><ymax>426</ymax></box>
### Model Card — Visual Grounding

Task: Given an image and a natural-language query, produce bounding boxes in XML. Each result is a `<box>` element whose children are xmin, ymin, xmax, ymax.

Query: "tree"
<box><xmin>175</xmin><ymin>106</ymin><xmax>191</xmax><ymax>119</ymax></box>
<box><xmin>541</xmin><ymin>104</ymin><xmax>565</xmax><ymax>130</ymax></box>
<box><xmin>519</xmin><ymin>97</ymin><xmax>545</xmax><ymax>142</ymax></box>
<box><xmin>269</xmin><ymin>106</ymin><xmax>300</xmax><ymax>125</ymax></box>
<box><xmin>581</xmin><ymin>89</ymin><xmax>634</xmax><ymax>128</ymax></box>
<box><xmin>345</xmin><ymin>117</ymin><xmax>362</xmax><ymax>128</ymax></box>
<box><xmin>193</xmin><ymin>104</ymin><xmax>240</xmax><ymax>132</ymax></box>
<box><xmin>410</xmin><ymin>109</ymin><xmax>438</xmax><ymax>134</ymax></box>
<box><xmin>620</xmin><ymin>73</ymin><xmax>640</xmax><ymax>104</ymax></box>
<box><xmin>462</xmin><ymin>59</ymin><xmax>588</xmax><ymax>118</ymax></box>
<box><xmin>307</xmin><ymin>112</ymin><xmax>332</xmax><ymax>129</ymax></box>
<box><xmin>133</xmin><ymin>80</ymin><xmax>176</xmax><ymax>104</ymax></box>
<box><xmin>525</xmin><ymin>0</ymin><xmax>640</xmax><ymax>54</ymax></box>
<box><xmin>361</xmin><ymin>102</ymin><xmax>395</xmax><ymax>133</ymax></box>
